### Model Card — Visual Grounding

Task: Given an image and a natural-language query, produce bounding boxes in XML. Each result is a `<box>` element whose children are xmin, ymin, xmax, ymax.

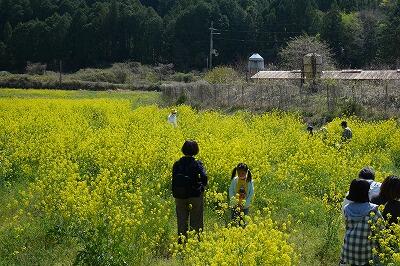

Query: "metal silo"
<box><xmin>248</xmin><ymin>53</ymin><xmax>264</xmax><ymax>76</ymax></box>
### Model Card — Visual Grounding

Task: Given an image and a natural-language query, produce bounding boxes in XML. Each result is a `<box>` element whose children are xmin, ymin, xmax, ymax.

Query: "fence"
<box><xmin>161</xmin><ymin>80</ymin><xmax>400</xmax><ymax>118</ymax></box>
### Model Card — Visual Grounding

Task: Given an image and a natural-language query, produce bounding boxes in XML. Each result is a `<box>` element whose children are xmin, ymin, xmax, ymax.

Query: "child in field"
<box><xmin>307</xmin><ymin>124</ymin><xmax>314</xmax><ymax>137</ymax></box>
<box><xmin>341</xmin><ymin>120</ymin><xmax>353</xmax><ymax>141</ymax></box>
<box><xmin>340</xmin><ymin>178</ymin><xmax>382</xmax><ymax>266</ymax></box>
<box><xmin>168</xmin><ymin>109</ymin><xmax>178</xmax><ymax>127</ymax></box>
<box><xmin>229</xmin><ymin>163</ymin><xmax>254</xmax><ymax>225</ymax></box>
<box><xmin>342</xmin><ymin>167</ymin><xmax>381</xmax><ymax>211</ymax></box>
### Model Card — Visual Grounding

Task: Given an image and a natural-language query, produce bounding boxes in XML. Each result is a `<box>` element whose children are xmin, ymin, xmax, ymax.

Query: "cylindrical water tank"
<box><xmin>248</xmin><ymin>53</ymin><xmax>264</xmax><ymax>76</ymax></box>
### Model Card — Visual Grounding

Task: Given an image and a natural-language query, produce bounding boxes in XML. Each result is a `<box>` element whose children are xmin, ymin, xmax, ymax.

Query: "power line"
<box><xmin>214</xmin><ymin>37</ymin><xmax>288</xmax><ymax>44</ymax></box>
<box><xmin>217</xmin><ymin>29</ymin><xmax>304</xmax><ymax>34</ymax></box>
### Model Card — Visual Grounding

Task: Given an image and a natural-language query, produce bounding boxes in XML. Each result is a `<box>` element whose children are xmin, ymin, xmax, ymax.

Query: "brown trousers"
<box><xmin>175</xmin><ymin>195</ymin><xmax>204</xmax><ymax>238</ymax></box>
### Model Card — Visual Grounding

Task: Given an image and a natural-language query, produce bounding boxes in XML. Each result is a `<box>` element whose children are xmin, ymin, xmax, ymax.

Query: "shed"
<box><xmin>251</xmin><ymin>70</ymin><xmax>400</xmax><ymax>81</ymax></box>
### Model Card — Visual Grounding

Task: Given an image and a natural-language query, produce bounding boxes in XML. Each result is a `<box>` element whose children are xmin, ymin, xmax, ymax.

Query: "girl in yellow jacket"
<box><xmin>229</xmin><ymin>163</ymin><xmax>254</xmax><ymax>224</ymax></box>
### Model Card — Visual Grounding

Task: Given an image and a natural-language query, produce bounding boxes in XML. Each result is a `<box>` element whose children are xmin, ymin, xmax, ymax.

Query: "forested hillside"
<box><xmin>0</xmin><ymin>0</ymin><xmax>399</xmax><ymax>71</ymax></box>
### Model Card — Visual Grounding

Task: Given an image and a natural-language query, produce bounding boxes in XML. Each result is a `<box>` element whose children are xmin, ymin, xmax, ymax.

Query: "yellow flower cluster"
<box><xmin>172</xmin><ymin>211</ymin><xmax>298</xmax><ymax>266</ymax></box>
<box><xmin>1</xmin><ymin>90</ymin><xmax>400</xmax><ymax>264</ymax></box>
<box><xmin>0</xmin><ymin>98</ymin><xmax>175</xmax><ymax>264</ymax></box>
<box><xmin>371</xmin><ymin>216</ymin><xmax>400</xmax><ymax>265</ymax></box>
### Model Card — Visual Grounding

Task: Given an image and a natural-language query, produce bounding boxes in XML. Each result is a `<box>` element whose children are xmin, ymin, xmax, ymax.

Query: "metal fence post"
<box><xmin>227</xmin><ymin>85</ymin><xmax>230</xmax><ymax>107</ymax></box>
<box><xmin>385</xmin><ymin>82</ymin><xmax>389</xmax><ymax>113</ymax></box>
<box><xmin>241</xmin><ymin>85</ymin><xmax>244</xmax><ymax>108</ymax></box>
<box><xmin>214</xmin><ymin>85</ymin><xmax>217</xmax><ymax>105</ymax></box>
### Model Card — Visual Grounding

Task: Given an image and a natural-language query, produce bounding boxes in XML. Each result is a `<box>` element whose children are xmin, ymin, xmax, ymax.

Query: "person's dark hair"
<box><xmin>359</xmin><ymin>166</ymin><xmax>375</xmax><ymax>180</ymax></box>
<box><xmin>346</xmin><ymin>179</ymin><xmax>370</xmax><ymax>203</ymax></box>
<box><xmin>341</xmin><ymin>121</ymin><xmax>347</xmax><ymax>128</ymax></box>
<box><xmin>181</xmin><ymin>140</ymin><xmax>199</xmax><ymax>156</ymax></box>
<box><xmin>379</xmin><ymin>175</ymin><xmax>400</xmax><ymax>201</ymax></box>
<box><xmin>231</xmin><ymin>163</ymin><xmax>252</xmax><ymax>182</ymax></box>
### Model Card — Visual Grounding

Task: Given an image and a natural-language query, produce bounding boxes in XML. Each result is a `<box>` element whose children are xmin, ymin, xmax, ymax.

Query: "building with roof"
<box><xmin>252</xmin><ymin>69</ymin><xmax>400</xmax><ymax>80</ymax></box>
<box><xmin>251</xmin><ymin>53</ymin><xmax>400</xmax><ymax>82</ymax></box>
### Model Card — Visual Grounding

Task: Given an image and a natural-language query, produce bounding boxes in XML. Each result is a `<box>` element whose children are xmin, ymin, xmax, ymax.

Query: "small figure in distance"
<box><xmin>168</xmin><ymin>109</ymin><xmax>178</xmax><ymax>127</ymax></box>
<box><xmin>341</xmin><ymin>120</ymin><xmax>352</xmax><ymax>141</ymax></box>
<box><xmin>307</xmin><ymin>125</ymin><xmax>314</xmax><ymax>137</ymax></box>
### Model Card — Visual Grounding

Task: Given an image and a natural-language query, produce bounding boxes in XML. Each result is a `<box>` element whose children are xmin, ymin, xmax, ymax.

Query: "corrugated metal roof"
<box><xmin>251</xmin><ymin>70</ymin><xmax>400</xmax><ymax>80</ymax></box>
<box><xmin>322</xmin><ymin>70</ymin><xmax>400</xmax><ymax>80</ymax></box>
<box><xmin>251</xmin><ymin>70</ymin><xmax>302</xmax><ymax>79</ymax></box>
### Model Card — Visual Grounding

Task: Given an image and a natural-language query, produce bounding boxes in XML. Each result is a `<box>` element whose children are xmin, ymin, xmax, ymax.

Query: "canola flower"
<box><xmin>371</xmin><ymin>214</ymin><xmax>400</xmax><ymax>265</ymax></box>
<box><xmin>0</xmin><ymin>91</ymin><xmax>400</xmax><ymax>264</ymax></box>
<box><xmin>172</xmin><ymin>210</ymin><xmax>298</xmax><ymax>266</ymax></box>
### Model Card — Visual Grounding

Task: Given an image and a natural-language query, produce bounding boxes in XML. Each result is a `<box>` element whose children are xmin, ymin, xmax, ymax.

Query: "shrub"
<box><xmin>175</xmin><ymin>91</ymin><xmax>188</xmax><ymax>105</ymax></box>
<box><xmin>172</xmin><ymin>72</ymin><xmax>196</xmax><ymax>83</ymax></box>
<box><xmin>26</xmin><ymin>62</ymin><xmax>47</xmax><ymax>75</ymax></box>
<box><xmin>337</xmin><ymin>97</ymin><xmax>365</xmax><ymax>116</ymax></box>
<box><xmin>204</xmin><ymin>66</ymin><xmax>241</xmax><ymax>84</ymax></box>
<box><xmin>110</xmin><ymin>63</ymin><xmax>131</xmax><ymax>84</ymax></box>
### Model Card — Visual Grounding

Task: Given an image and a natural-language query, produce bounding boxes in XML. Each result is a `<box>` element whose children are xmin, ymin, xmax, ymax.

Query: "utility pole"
<box><xmin>59</xmin><ymin>59</ymin><xmax>62</xmax><ymax>86</ymax></box>
<box><xmin>209</xmin><ymin>21</ymin><xmax>220</xmax><ymax>70</ymax></box>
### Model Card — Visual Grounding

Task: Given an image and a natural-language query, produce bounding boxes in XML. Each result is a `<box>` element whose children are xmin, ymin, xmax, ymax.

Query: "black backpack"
<box><xmin>172</xmin><ymin>161</ymin><xmax>197</xmax><ymax>199</ymax></box>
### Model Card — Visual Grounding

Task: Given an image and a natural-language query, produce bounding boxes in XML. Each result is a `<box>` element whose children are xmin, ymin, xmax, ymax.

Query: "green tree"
<box><xmin>359</xmin><ymin>10</ymin><xmax>379</xmax><ymax>67</ymax></box>
<box><xmin>377</xmin><ymin>0</ymin><xmax>400</xmax><ymax>66</ymax></box>
<box><xmin>0</xmin><ymin>0</ymin><xmax>395</xmax><ymax>71</ymax></box>
<box><xmin>170</xmin><ymin>2</ymin><xmax>212</xmax><ymax>70</ymax></box>
<box><xmin>2</xmin><ymin>21</ymin><xmax>12</xmax><ymax>43</ymax></box>
<box><xmin>66</xmin><ymin>9</ymin><xmax>89</xmax><ymax>69</ymax></box>
<box><xmin>29</xmin><ymin>0</ymin><xmax>57</xmax><ymax>20</ymax></box>
<box><xmin>0</xmin><ymin>41</ymin><xmax>7</xmax><ymax>68</ymax></box>
<box><xmin>0</xmin><ymin>0</ymin><xmax>32</xmax><ymax>25</ymax></box>
<box><xmin>340</xmin><ymin>12</ymin><xmax>364</xmax><ymax>67</ymax></box>
<box><xmin>10</xmin><ymin>19</ymin><xmax>48</xmax><ymax>69</ymax></box>
<box><xmin>45</xmin><ymin>13</ymin><xmax>71</xmax><ymax>62</ymax></box>
<box><xmin>141</xmin><ymin>7</ymin><xmax>163</xmax><ymax>64</ymax></box>
<box><xmin>216</xmin><ymin>0</ymin><xmax>250</xmax><ymax>66</ymax></box>
<box><xmin>59</xmin><ymin>0</ymin><xmax>87</xmax><ymax>15</ymax></box>
<box><xmin>321</xmin><ymin>1</ymin><xmax>345</xmax><ymax>65</ymax></box>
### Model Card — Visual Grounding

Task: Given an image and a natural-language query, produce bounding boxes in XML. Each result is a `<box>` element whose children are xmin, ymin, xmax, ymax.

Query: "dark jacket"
<box><xmin>383</xmin><ymin>200</ymin><xmax>400</xmax><ymax>224</ymax></box>
<box><xmin>172</xmin><ymin>156</ymin><xmax>207</xmax><ymax>198</ymax></box>
<box><xmin>370</xmin><ymin>195</ymin><xmax>387</xmax><ymax>205</ymax></box>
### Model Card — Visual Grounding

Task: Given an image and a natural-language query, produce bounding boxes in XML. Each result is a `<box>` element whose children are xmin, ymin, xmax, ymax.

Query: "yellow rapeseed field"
<box><xmin>0</xmin><ymin>89</ymin><xmax>399</xmax><ymax>265</ymax></box>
